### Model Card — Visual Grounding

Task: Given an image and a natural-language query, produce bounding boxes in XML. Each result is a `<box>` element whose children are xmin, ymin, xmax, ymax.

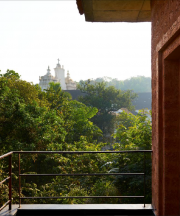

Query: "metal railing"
<box><xmin>0</xmin><ymin>152</ymin><xmax>13</xmax><ymax>211</ymax></box>
<box><xmin>0</xmin><ymin>150</ymin><xmax>152</xmax><ymax>211</ymax></box>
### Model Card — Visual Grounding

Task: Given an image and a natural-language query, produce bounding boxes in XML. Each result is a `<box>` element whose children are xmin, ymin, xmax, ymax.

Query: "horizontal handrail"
<box><xmin>13</xmin><ymin>150</ymin><xmax>152</xmax><ymax>154</ymax></box>
<box><xmin>19</xmin><ymin>196</ymin><xmax>144</xmax><ymax>199</ymax></box>
<box><xmin>19</xmin><ymin>173</ymin><xmax>145</xmax><ymax>176</ymax></box>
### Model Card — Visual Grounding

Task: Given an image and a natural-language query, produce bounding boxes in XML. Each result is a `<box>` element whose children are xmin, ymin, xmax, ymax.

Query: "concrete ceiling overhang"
<box><xmin>76</xmin><ymin>0</ymin><xmax>151</xmax><ymax>22</ymax></box>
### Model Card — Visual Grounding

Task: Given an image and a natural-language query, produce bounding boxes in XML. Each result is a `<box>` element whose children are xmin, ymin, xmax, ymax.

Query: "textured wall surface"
<box><xmin>151</xmin><ymin>0</ymin><xmax>180</xmax><ymax>215</ymax></box>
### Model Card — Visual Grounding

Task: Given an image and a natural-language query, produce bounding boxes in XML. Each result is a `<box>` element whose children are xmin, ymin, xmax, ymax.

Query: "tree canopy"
<box><xmin>0</xmin><ymin>70</ymin><xmax>151</xmax><ymax>206</ymax></box>
<box><xmin>0</xmin><ymin>71</ymin><xmax>102</xmax><ymax>154</ymax></box>
<box><xmin>113</xmin><ymin>110</ymin><xmax>152</xmax><ymax>150</ymax></box>
<box><xmin>77</xmin><ymin>81</ymin><xmax>137</xmax><ymax>139</ymax></box>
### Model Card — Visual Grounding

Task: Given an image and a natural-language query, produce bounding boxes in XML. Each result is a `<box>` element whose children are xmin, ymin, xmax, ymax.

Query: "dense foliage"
<box><xmin>113</xmin><ymin>110</ymin><xmax>152</xmax><ymax>150</ymax></box>
<box><xmin>112</xmin><ymin>111</ymin><xmax>152</xmax><ymax>203</ymax></box>
<box><xmin>77</xmin><ymin>81</ymin><xmax>137</xmax><ymax>140</ymax></box>
<box><xmin>0</xmin><ymin>72</ymin><xmax>102</xmax><ymax>154</ymax></box>
<box><xmin>79</xmin><ymin>76</ymin><xmax>151</xmax><ymax>93</ymax></box>
<box><xmin>0</xmin><ymin>71</ymin><xmax>152</xmax><ymax>206</ymax></box>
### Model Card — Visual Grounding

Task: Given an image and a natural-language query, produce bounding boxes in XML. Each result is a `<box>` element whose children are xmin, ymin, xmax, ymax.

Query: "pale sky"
<box><xmin>0</xmin><ymin>0</ymin><xmax>151</xmax><ymax>84</ymax></box>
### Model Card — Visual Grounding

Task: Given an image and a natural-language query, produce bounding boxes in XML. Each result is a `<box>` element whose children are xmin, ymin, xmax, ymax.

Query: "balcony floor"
<box><xmin>0</xmin><ymin>204</ymin><xmax>154</xmax><ymax>216</ymax></box>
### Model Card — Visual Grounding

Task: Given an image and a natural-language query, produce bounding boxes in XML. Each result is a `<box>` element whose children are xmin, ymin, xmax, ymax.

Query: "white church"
<box><xmin>39</xmin><ymin>59</ymin><xmax>77</xmax><ymax>91</ymax></box>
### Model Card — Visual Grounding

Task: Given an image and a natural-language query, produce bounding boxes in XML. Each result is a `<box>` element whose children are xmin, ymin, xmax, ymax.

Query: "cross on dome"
<box><xmin>57</xmin><ymin>58</ymin><xmax>61</xmax><ymax>67</ymax></box>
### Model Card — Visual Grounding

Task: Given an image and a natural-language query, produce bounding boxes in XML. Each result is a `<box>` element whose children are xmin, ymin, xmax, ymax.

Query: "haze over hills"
<box><xmin>78</xmin><ymin>76</ymin><xmax>151</xmax><ymax>93</ymax></box>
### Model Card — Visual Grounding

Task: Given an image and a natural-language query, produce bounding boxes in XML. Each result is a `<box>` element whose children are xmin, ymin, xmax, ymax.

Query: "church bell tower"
<box><xmin>54</xmin><ymin>59</ymin><xmax>66</xmax><ymax>90</ymax></box>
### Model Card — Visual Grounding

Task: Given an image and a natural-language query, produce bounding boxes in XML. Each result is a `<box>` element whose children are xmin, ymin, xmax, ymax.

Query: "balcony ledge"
<box><xmin>1</xmin><ymin>204</ymin><xmax>154</xmax><ymax>216</ymax></box>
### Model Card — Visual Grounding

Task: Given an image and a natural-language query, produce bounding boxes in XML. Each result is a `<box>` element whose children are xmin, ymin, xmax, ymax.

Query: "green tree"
<box><xmin>62</xmin><ymin>100</ymin><xmax>102</xmax><ymax>143</ymax></box>
<box><xmin>113</xmin><ymin>110</ymin><xmax>152</xmax><ymax>150</ymax></box>
<box><xmin>0</xmin><ymin>71</ymin><xmax>102</xmax><ymax>153</ymax></box>
<box><xmin>45</xmin><ymin>82</ymin><xmax>102</xmax><ymax>143</ymax></box>
<box><xmin>0</xmin><ymin>69</ymin><xmax>21</xmax><ymax>79</ymax></box>
<box><xmin>77</xmin><ymin>81</ymin><xmax>137</xmax><ymax>141</ymax></box>
<box><xmin>0</xmin><ymin>74</ymin><xmax>66</xmax><ymax>153</ymax></box>
<box><xmin>111</xmin><ymin>111</ymin><xmax>152</xmax><ymax>203</ymax></box>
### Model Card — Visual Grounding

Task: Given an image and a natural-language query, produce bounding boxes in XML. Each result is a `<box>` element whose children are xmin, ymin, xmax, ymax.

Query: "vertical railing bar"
<box><xmin>143</xmin><ymin>152</ymin><xmax>146</xmax><ymax>208</ymax></box>
<box><xmin>18</xmin><ymin>153</ymin><xmax>21</xmax><ymax>208</ymax></box>
<box><xmin>9</xmin><ymin>154</ymin><xmax>12</xmax><ymax>210</ymax></box>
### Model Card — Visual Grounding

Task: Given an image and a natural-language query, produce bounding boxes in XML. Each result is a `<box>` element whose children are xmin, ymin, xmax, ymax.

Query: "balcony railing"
<box><xmin>0</xmin><ymin>150</ymin><xmax>152</xmax><ymax>212</ymax></box>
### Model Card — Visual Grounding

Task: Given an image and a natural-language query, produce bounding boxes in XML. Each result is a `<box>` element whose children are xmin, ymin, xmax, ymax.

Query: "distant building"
<box><xmin>39</xmin><ymin>59</ymin><xmax>76</xmax><ymax>91</ymax></box>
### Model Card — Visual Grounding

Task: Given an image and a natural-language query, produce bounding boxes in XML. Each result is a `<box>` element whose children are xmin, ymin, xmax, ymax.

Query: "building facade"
<box><xmin>39</xmin><ymin>60</ymin><xmax>76</xmax><ymax>91</ymax></box>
